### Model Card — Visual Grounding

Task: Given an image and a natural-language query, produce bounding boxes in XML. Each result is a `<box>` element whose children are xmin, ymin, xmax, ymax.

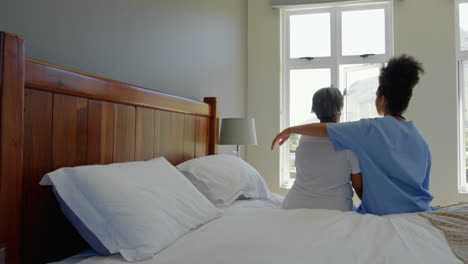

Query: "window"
<box><xmin>456</xmin><ymin>1</ymin><xmax>468</xmax><ymax>193</ymax></box>
<box><xmin>280</xmin><ymin>2</ymin><xmax>393</xmax><ymax>188</ymax></box>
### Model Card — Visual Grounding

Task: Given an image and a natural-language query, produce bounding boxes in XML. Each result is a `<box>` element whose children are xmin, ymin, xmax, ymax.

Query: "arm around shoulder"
<box><xmin>288</xmin><ymin>123</ymin><xmax>329</xmax><ymax>137</ymax></box>
<box><xmin>271</xmin><ymin>123</ymin><xmax>329</xmax><ymax>150</ymax></box>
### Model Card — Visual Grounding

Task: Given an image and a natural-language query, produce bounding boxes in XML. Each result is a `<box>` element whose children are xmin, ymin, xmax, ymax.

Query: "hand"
<box><xmin>271</xmin><ymin>128</ymin><xmax>291</xmax><ymax>150</ymax></box>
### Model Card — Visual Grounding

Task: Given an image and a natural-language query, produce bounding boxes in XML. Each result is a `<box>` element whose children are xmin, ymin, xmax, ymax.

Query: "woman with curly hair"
<box><xmin>272</xmin><ymin>55</ymin><xmax>433</xmax><ymax>215</ymax></box>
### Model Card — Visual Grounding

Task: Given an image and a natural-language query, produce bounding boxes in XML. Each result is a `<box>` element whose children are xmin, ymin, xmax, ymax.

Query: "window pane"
<box><xmin>290</xmin><ymin>13</ymin><xmax>331</xmax><ymax>58</ymax></box>
<box><xmin>460</xmin><ymin>4</ymin><xmax>468</xmax><ymax>51</ymax></box>
<box><xmin>289</xmin><ymin>69</ymin><xmax>331</xmax><ymax>179</ymax></box>
<box><xmin>290</xmin><ymin>69</ymin><xmax>331</xmax><ymax>126</ymax></box>
<box><xmin>340</xmin><ymin>64</ymin><xmax>380</xmax><ymax>122</ymax></box>
<box><xmin>342</xmin><ymin>9</ymin><xmax>386</xmax><ymax>56</ymax></box>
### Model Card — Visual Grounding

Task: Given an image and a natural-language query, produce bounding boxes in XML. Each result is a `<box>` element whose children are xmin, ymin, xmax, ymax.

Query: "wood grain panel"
<box><xmin>204</xmin><ymin>97</ymin><xmax>219</xmax><ymax>155</ymax></box>
<box><xmin>136</xmin><ymin>107</ymin><xmax>155</xmax><ymax>161</ymax></box>
<box><xmin>195</xmin><ymin>117</ymin><xmax>209</xmax><ymax>158</ymax></box>
<box><xmin>183</xmin><ymin>115</ymin><xmax>196</xmax><ymax>162</ymax></box>
<box><xmin>0</xmin><ymin>32</ymin><xmax>24</xmax><ymax>264</ymax></box>
<box><xmin>170</xmin><ymin>113</ymin><xmax>185</xmax><ymax>165</ymax></box>
<box><xmin>25</xmin><ymin>58</ymin><xmax>210</xmax><ymax>117</ymax></box>
<box><xmin>158</xmin><ymin>110</ymin><xmax>172</xmax><ymax>163</ymax></box>
<box><xmin>22</xmin><ymin>89</ymin><xmax>87</xmax><ymax>264</ymax></box>
<box><xmin>113</xmin><ymin>104</ymin><xmax>136</xmax><ymax>163</ymax></box>
<box><xmin>22</xmin><ymin>89</ymin><xmax>53</xmax><ymax>264</ymax></box>
<box><xmin>153</xmin><ymin>110</ymin><xmax>161</xmax><ymax>158</ymax></box>
<box><xmin>158</xmin><ymin>112</ymin><xmax>185</xmax><ymax>165</ymax></box>
<box><xmin>52</xmin><ymin>94</ymin><xmax>88</xmax><ymax>170</ymax></box>
<box><xmin>88</xmin><ymin>100</ymin><xmax>114</xmax><ymax>165</ymax></box>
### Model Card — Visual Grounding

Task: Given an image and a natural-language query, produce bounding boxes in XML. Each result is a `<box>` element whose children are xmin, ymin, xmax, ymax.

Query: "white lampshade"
<box><xmin>219</xmin><ymin>118</ymin><xmax>257</xmax><ymax>145</ymax></box>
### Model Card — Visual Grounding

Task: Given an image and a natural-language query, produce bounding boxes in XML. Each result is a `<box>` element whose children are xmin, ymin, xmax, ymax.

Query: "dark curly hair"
<box><xmin>377</xmin><ymin>54</ymin><xmax>424</xmax><ymax>114</ymax></box>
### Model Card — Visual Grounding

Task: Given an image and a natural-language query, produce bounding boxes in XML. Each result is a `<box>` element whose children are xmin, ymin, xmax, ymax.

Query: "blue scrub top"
<box><xmin>326</xmin><ymin>116</ymin><xmax>433</xmax><ymax>215</ymax></box>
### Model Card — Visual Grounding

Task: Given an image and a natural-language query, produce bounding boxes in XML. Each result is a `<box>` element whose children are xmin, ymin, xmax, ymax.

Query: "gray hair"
<box><xmin>311</xmin><ymin>87</ymin><xmax>343</xmax><ymax>122</ymax></box>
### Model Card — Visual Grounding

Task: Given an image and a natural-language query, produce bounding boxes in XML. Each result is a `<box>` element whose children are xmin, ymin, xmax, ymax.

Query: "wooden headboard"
<box><xmin>0</xmin><ymin>32</ymin><xmax>219</xmax><ymax>264</ymax></box>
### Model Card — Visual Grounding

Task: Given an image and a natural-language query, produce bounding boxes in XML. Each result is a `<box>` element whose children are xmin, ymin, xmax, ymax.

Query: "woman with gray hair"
<box><xmin>281</xmin><ymin>87</ymin><xmax>362</xmax><ymax>211</ymax></box>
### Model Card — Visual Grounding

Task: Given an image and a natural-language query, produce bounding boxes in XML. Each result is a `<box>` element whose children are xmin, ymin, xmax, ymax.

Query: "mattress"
<box><xmin>52</xmin><ymin>194</ymin><xmax>462</xmax><ymax>264</ymax></box>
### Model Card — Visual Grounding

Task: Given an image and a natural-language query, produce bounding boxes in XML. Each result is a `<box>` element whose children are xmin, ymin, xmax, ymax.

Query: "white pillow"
<box><xmin>40</xmin><ymin>157</ymin><xmax>219</xmax><ymax>261</ymax></box>
<box><xmin>176</xmin><ymin>154</ymin><xmax>270</xmax><ymax>207</ymax></box>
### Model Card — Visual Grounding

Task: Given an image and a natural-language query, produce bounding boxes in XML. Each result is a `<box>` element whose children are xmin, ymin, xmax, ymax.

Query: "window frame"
<box><xmin>455</xmin><ymin>0</ymin><xmax>468</xmax><ymax>193</ymax></box>
<box><xmin>280</xmin><ymin>1</ymin><xmax>393</xmax><ymax>188</ymax></box>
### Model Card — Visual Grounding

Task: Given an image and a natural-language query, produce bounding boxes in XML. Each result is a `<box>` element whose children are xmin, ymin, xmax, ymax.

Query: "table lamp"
<box><xmin>219</xmin><ymin>118</ymin><xmax>257</xmax><ymax>157</ymax></box>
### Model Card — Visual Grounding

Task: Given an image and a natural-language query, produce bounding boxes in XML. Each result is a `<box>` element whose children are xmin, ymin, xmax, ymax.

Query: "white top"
<box><xmin>282</xmin><ymin>136</ymin><xmax>360</xmax><ymax>211</ymax></box>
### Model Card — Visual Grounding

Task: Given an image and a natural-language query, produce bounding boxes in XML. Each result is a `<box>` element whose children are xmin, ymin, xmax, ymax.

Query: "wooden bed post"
<box><xmin>0</xmin><ymin>32</ymin><xmax>24</xmax><ymax>264</ymax></box>
<box><xmin>204</xmin><ymin>97</ymin><xmax>219</xmax><ymax>155</ymax></box>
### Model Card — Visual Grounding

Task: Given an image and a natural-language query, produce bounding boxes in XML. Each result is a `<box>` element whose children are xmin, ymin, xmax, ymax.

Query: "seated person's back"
<box><xmin>281</xmin><ymin>136</ymin><xmax>360</xmax><ymax>211</ymax></box>
<box><xmin>281</xmin><ymin>87</ymin><xmax>361</xmax><ymax>211</ymax></box>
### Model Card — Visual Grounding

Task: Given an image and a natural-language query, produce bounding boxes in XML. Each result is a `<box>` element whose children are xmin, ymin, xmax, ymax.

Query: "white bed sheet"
<box><xmin>70</xmin><ymin>204</ymin><xmax>460</xmax><ymax>264</ymax></box>
<box><xmin>221</xmin><ymin>193</ymin><xmax>284</xmax><ymax>214</ymax></box>
<box><xmin>51</xmin><ymin>197</ymin><xmax>283</xmax><ymax>264</ymax></box>
<box><xmin>49</xmin><ymin>249</ymin><xmax>98</xmax><ymax>264</ymax></box>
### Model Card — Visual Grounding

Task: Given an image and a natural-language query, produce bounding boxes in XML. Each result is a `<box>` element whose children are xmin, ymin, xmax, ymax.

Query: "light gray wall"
<box><xmin>0</xmin><ymin>0</ymin><xmax>247</xmax><ymax>155</ymax></box>
<box><xmin>247</xmin><ymin>0</ymin><xmax>283</xmax><ymax>194</ymax></box>
<box><xmin>394</xmin><ymin>0</ymin><xmax>465</xmax><ymax>205</ymax></box>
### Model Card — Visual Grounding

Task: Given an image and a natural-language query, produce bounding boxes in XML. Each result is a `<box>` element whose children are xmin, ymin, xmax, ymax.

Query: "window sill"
<box><xmin>280</xmin><ymin>181</ymin><xmax>294</xmax><ymax>189</ymax></box>
<box><xmin>458</xmin><ymin>185</ymin><xmax>468</xmax><ymax>194</ymax></box>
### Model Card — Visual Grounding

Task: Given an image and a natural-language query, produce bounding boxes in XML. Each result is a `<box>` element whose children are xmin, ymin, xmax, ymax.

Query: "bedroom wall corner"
<box><xmin>246</xmin><ymin>0</ymin><xmax>288</xmax><ymax>196</ymax></box>
<box><xmin>394</xmin><ymin>0</ymin><xmax>468</xmax><ymax>205</ymax></box>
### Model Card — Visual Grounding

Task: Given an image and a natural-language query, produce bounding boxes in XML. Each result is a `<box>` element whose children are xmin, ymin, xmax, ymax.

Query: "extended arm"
<box><xmin>271</xmin><ymin>123</ymin><xmax>329</xmax><ymax>150</ymax></box>
<box><xmin>351</xmin><ymin>172</ymin><xmax>363</xmax><ymax>200</ymax></box>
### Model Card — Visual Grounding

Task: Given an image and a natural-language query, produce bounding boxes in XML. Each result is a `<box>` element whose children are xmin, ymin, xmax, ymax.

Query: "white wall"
<box><xmin>394</xmin><ymin>0</ymin><xmax>466</xmax><ymax>205</ymax></box>
<box><xmin>0</xmin><ymin>0</ymin><xmax>247</xmax><ymax>155</ymax></box>
<box><xmin>247</xmin><ymin>0</ymin><xmax>285</xmax><ymax>194</ymax></box>
<box><xmin>247</xmin><ymin>0</ymin><xmax>468</xmax><ymax>204</ymax></box>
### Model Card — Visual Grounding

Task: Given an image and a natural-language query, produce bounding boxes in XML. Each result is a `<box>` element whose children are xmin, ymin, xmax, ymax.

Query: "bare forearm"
<box><xmin>287</xmin><ymin>123</ymin><xmax>329</xmax><ymax>138</ymax></box>
<box><xmin>271</xmin><ymin>123</ymin><xmax>329</xmax><ymax>150</ymax></box>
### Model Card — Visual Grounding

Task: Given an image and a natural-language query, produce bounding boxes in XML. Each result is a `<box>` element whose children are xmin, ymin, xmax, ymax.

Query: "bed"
<box><xmin>0</xmin><ymin>32</ymin><xmax>466</xmax><ymax>264</ymax></box>
<box><xmin>0</xmin><ymin>32</ymin><xmax>219</xmax><ymax>263</ymax></box>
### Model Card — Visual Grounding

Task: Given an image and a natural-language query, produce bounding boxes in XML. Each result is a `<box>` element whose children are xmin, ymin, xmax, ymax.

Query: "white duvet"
<box><xmin>76</xmin><ymin>203</ymin><xmax>461</xmax><ymax>264</ymax></box>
